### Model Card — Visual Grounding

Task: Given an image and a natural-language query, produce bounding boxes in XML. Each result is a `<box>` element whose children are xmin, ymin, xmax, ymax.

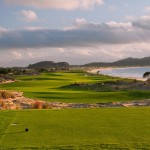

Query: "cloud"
<box><xmin>63</xmin><ymin>18</ymin><xmax>88</xmax><ymax>30</ymax></box>
<box><xmin>1</xmin><ymin>43</ymin><xmax>150</xmax><ymax>67</ymax></box>
<box><xmin>24</xmin><ymin>27</ymin><xmax>48</xmax><ymax>31</ymax></box>
<box><xmin>11</xmin><ymin>51</ymin><xmax>22</xmax><ymax>59</ymax></box>
<box><xmin>0</xmin><ymin>27</ymin><xmax>7</xmax><ymax>33</ymax></box>
<box><xmin>5</xmin><ymin>0</ymin><xmax>104</xmax><ymax>10</ymax></box>
<box><xmin>1</xmin><ymin>18</ymin><xmax>150</xmax><ymax>50</ymax></box>
<box><xmin>106</xmin><ymin>21</ymin><xmax>132</xmax><ymax>28</ymax></box>
<box><xmin>144</xmin><ymin>6</ymin><xmax>150</xmax><ymax>12</ymax></box>
<box><xmin>125</xmin><ymin>15</ymin><xmax>135</xmax><ymax>21</ymax></box>
<box><xmin>132</xmin><ymin>15</ymin><xmax>150</xmax><ymax>30</ymax></box>
<box><xmin>19</xmin><ymin>10</ymin><xmax>38</xmax><ymax>22</ymax></box>
<box><xmin>65</xmin><ymin>18</ymin><xmax>132</xmax><ymax>30</ymax></box>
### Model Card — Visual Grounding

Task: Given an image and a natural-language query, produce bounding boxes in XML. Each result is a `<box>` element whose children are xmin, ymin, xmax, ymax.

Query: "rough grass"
<box><xmin>0</xmin><ymin>90</ymin><xmax>15</xmax><ymax>99</ymax></box>
<box><xmin>0</xmin><ymin>72</ymin><xmax>150</xmax><ymax>103</ymax></box>
<box><xmin>0</xmin><ymin>108</ymin><xmax>150</xmax><ymax>149</ymax></box>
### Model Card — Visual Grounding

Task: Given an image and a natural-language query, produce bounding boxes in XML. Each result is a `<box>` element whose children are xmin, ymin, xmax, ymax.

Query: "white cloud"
<box><xmin>0</xmin><ymin>26</ymin><xmax>8</xmax><ymax>33</ymax></box>
<box><xmin>141</xmin><ymin>15</ymin><xmax>150</xmax><ymax>20</ymax></box>
<box><xmin>5</xmin><ymin>0</ymin><xmax>104</xmax><ymax>10</ymax></box>
<box><xmin>24</xmin><ymin>27</ymin><xmax>48</xmax><ymax>31</ymax></box>
<box><xmin>11</xmin><ymin>51</ymin><xmax>22</xmax><ymax>59</ymax></box>
<box><xmin>144</xmin><ymin>6</ymin><xmax>150</xmax><ymax>12</ymax></box>
<box><xmin>27</xmin><ymin>52</ymin><xmax>34</xmax><ymax>58</ymax></box>
<box><xmin>106</xmin><ymin>21</ymin><xmax>132</xmax><ymax>29</ymax></box>
<box><xmin>19</xmin><ymin>10</ymin><xmax>38</xmax><ymax>22</ymax></box>
<box><xmin>64</xmin><ymin>18</ymin><xmax>88</xmax><ymax>30</ymax></box>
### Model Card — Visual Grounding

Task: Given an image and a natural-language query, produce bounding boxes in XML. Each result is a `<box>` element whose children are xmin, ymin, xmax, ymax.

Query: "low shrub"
<box><xmin>0</xmin><ymin>91</ymin><xmax>15</xmax><ymax>99</ymax></box>
<box><xmin>0</xmin><ymin>100</ymin><xmax>3</xmax><ymax>106</ymax></box>
<box><xmin>33</xmin><ymin>101</ymin><xmax>43</xmax><ymax>109</ymax></box>
<box><xmin>15</xmin><ymin>104</ymin><xmax>21</xmax><ymax>110</ymax></box>
<box><xmin>0</xmin><ymin>100</ymin><xmax>6</xmax><ymax>109</ymax></box>
<box><xmin>42</xmin><ymin>102</ymin><xmax>50</xmax><ymax>109</ymax></box>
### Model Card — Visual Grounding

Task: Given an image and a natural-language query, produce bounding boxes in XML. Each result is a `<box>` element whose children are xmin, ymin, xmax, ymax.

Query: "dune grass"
<box><xmin>0</xmin><ymin>90</ymin><xmax>15</xmax><ymax>99</ymax></box>
<box><xmin>0</xmin><ymin>108</ymin><xmax>150</xmax><ymax>149</ymax></box>
<box><xmin>0</xmin><ymin>72</ymin><xmax>150</xmax><ymax>103</ymax></box>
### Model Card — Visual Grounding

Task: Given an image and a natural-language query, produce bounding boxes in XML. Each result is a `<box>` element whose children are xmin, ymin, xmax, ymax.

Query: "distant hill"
<box><xmin>83</xmin><ymin>57</ymin><xmax>150</xmax><ymax>67</ymax></box>
<box><xmin>28</xmin><ymin>61</ymin><xmax>69</xmax><ymax>69</ymax></box>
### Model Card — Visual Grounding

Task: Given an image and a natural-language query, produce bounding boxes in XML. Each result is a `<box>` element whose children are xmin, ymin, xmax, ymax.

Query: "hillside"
<box><xmin>83</xmin><ymin>57</ymin><xmax>150</xmax><ymax>67</ymax></box>
<box><xmin>28</xmin><ymin>61</ymin><xmax>69</xmax><ymax>69</ymax></box>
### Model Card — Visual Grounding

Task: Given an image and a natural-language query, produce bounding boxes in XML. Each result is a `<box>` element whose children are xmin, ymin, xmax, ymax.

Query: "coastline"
<box><xmin>88</xmin><ymin>67</ymin><xmax>148</xmax><ymax>81</ymax></box>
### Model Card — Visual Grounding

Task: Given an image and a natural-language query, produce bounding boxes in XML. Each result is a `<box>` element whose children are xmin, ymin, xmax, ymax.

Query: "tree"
<box><xmin>143</xmin><ymin>72</ymin><xmax>150</xmax><ymax>78</ymax></box>
<box><xmin>97</xmin><ymin>70</ymin><xmax>100</xmax><ymax>74</ymax></box>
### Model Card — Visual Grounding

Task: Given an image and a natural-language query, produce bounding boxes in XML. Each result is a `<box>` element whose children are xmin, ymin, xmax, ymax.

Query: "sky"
<box><xmin>0</xmin><ymin>0</ymin><xmax>150</xmax><ymax>67</ymax></box>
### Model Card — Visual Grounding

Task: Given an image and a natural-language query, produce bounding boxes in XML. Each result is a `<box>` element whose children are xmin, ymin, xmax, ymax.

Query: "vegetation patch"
<box><xmin>0</xmin><ymin>91</ymin><xmax>15</xmax><ymax>99</ymax></box>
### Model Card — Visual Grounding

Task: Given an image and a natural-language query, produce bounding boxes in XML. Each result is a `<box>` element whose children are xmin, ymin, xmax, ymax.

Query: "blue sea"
<box><xmin>99</xmin><ymin>67</ymin><xmax>150</xmax><ymax>79</ymax></box>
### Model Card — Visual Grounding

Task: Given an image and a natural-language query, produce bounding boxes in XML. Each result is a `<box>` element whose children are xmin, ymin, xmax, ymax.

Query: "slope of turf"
<box><xmin>0</xmin><ymin>108</ymin><xmax>150</xmax><ymax>149</ymax></box>
<box><xmin>0</xmin><ymin>72</ymin><xmax>150</xmax><ymax>103</ymax></box>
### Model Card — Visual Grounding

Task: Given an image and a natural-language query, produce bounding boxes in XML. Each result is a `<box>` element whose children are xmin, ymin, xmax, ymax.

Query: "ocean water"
<box><xmin>99</xmin><ymin>67</ymin><xmax>150</xmax><ymax>79</ymax></box>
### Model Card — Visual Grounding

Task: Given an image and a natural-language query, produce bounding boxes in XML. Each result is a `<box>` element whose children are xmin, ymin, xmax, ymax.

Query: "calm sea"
<box><xmin>99</xmin><ymin>67</ymin><xmax>150</xmax><ymax>79</ymax></box>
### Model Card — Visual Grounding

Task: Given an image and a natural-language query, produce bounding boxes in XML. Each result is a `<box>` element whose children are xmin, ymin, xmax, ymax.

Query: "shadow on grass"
<box><xmin>24</xmin><ymin>91</ymin><xmax>75</xmax><ymax>100</ymax></box>
<box><xmin>127</xmin><ymin>91</ymin><xmax>150</xmax><ymax>99</ymax></box>
<box><xmin>20</xmin><ymin>77</ymin><xmax>71</xmax><ymax>81</ymax></box>
<box><xmin>55</xmin><ymin>85</ymin><xmax>86</xmax><ymax>91</ymax></box>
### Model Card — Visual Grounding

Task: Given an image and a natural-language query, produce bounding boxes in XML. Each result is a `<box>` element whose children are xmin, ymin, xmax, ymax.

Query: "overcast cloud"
<box><xmin>0</xmin><ymin>18</ymin><xmax>150</xmax><ymax>50</ymax></box>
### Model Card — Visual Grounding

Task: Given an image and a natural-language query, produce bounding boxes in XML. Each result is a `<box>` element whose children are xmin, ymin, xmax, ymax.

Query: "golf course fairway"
<box><xmin>0</xmin><ymin>108</ymin><xmax>150</xmax><ymax>149</ymax></box>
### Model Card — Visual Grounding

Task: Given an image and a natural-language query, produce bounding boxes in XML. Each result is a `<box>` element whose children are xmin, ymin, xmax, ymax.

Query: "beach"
<box><xmin>88</xmin><ymin>66</ymin><xmax>150</xmax><ymax>81</ymax></box>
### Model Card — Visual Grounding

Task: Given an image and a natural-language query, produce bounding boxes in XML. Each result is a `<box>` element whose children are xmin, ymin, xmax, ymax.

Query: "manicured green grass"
<box><xmin>0</xmin><ymin>111</ymin><xmax>17</xmax><ymax>142</ymax></box>
<box><xmin>0</xmin><ymin>108</ymin><xmax>150</xmax><ymax>149</ymax></box>
<box><xmin>0</xmin><ymin>72</ymin><xmax>150</xmax><ymax>103</ymax></box>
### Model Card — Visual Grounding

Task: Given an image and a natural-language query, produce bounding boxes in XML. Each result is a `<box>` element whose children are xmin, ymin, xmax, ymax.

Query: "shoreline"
<box><xmin>88</xmin><ymin>67</ymin><xmax>147</xmax><ymax>81</ymax></box>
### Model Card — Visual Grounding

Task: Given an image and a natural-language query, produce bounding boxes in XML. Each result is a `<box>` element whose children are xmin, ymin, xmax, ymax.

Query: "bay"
<box><xmin>99</xmin><ymin>66</ymin><xmax>150</xmax><ymax>80</ymax></box>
